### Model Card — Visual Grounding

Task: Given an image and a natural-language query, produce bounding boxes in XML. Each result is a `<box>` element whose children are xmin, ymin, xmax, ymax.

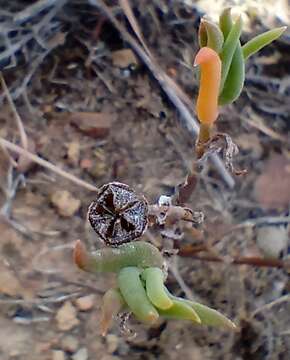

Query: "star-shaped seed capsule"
<box><xmin>88</xmin><ymin>182</ymin><xmax>148</xmax><ymax>246</ymax></box>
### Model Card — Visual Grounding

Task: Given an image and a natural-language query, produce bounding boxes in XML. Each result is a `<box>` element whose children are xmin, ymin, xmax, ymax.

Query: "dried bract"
<box><xmin>88</xmin><ymin>182</ymin><xmax>148</xmax><ymax>246</ymax></box>
<box><xmin>197</xmin><ymin>133</ymin><xmax>247</xmax><ymax>175</ymax></box>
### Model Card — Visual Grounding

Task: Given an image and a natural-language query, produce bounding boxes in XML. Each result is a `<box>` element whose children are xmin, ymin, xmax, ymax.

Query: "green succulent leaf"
<box><xmin>218</xmin><ymin>8</ymin><xmax>245</xmax><ymax>105</ymax></box>
<box><xmin>218</xmin><ymin>36</ymin><xmax>245</xmax><ymax>105</ymax></box>
<box><xmin>200</xmin><ymin>18</ymin><xmax>224</xmax><ymax>53</ymax></box>
<box><xmin>141</xmin><ymin>267</ymin><xmax>173</xmax><ymax>310</ymax></box>
<box><xmin>118</xmin><ymin>267</ymin><xmax>159</xmax><ymax>325</ymax></box>
<box><xmin>158</xmin><ymin>293</ymin><xmax>201</xmax><ymax>323</ymax></box>
<box><xmin>220</xmin><ymin>15</ymin><xmax>243</xmax><ymax>92</ymax></box>
<box><xmin>219</xmin><ymin>7</ymin><xmax>233</xmax><ymax>39</ymax></box>
<box><xmin>218</xmin><ymin>8</ymin><xmax>245</xmax><ymax>104</ymax></box>
<box><xmin>242</xmin><ymin>26</ymin><xmax>286</xmax><ymax>60</ymax></box>
<box><xmin>74</xmin><ymin>240</ymin><xmax>164</xmax><ymax>273</ymax></box>
<box><xmin>189</xmin><ymin>301</ymin><xmax>236</xmax><ymax>330</ymax></box>
<box><xmin>167</xmin><ymin>294</ymin><xmax>236</xmax><ymax>329</ymax></box>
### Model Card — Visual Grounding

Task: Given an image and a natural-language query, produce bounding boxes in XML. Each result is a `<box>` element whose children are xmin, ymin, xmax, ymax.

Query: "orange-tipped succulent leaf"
<box><xmin>73</xmin><ymin>240</ymin><xmax>89</xmax><ymax>270</ymax></box>
<box><xmin>194</xmin><ymin>47</ymin><xmax>222</xmax><ymax>125</ymax></box>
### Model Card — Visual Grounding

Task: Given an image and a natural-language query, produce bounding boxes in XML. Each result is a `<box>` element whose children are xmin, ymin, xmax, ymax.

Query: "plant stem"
<box><xmin>179</xmin><ymin>247</ymin><xmax>286</xmax><ymax>269</ymax></box>
<box><xmin>196</xmin><ymin>123</ymin><xmax>212</xmax><ymax>159</ymax></box>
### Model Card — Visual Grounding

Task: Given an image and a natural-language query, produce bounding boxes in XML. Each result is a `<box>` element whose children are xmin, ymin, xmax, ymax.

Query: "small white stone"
<box><xmin>72</xmin><ymin>347</ymin><xmax>88</xmax><ymax>360</ymax></box>
<box><xmin>75</xmin><ymin>295</ymin><xmax>95</xmax><ymax>311</ymax></box>
<box><xmin>52</xmin><ymin>350</ymin><xmax>66</xmax><ymax>360</ymax></box>
<box><xmin>50</xmin><ymin>190</ymin><xmax>81</xmax><ymax>217</ymax></box>
<box><xmin>158</xmin><ymin>195</ymin><xmax>172</xmax><ymax>207</ymax></box>
<box><xmin>256</xmin><ymin>223</ymin><xmax>289</xmax><ymax>258</ymax></box>
<box><xmin>61</xmin><ymin>335</ymin><xmax>79</xmax><ymax>353</ymax></box>
<box><xmin>106</xmin><ymin>334</ymin><xmax>119</xmax><ymax>353</ymax></box>
<box><xmin>56</xmin><ymin>301</ymin><xmax>79</xmax><ymax>331</ymax></box>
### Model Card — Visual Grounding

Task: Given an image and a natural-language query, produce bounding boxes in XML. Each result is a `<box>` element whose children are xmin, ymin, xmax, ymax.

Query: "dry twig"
<box><xmin>251</xmin><ymin>294</ymin><xmax>290</xmax><ymax>318</ymax></box>
<box><xmin>0</xmin><ymin>73</ymin><xmax>28</xmax><ymax>150</ymax></box>
<box><xmin>0</xmin><ymin>138</ymin><xmax>98</xmax><ymax>192</ymax></box>
<box><xmin>178</xmin><ymin>246</ymin><xmax>287</xmax><ymax>270</ymax></box>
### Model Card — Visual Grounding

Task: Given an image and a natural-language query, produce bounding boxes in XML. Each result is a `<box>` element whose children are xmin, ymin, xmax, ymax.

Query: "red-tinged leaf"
<box><xmin>73</xmin><ymin>240</ymin><xmax>89</xmax><ymax>271</ymax></box>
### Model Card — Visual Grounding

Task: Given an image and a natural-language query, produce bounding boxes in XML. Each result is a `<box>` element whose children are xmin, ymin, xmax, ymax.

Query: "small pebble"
<box><xmin>72</xmin><ymin>347</ymin><xmax>88</xmax><ymax>360</ymax></box>
<box><xmin>52</xmin><ymin>350</ymin><xmax>66</xmax><ymax>360</ymax></box>
<box><xmin>106</xmin><ymin>334</ymin><xmax>119</xmax><ymax>354</ymax></box>
<box><xmin>56</xmin><ymin>301</ymin><xmax>80</xmax><ymax>331</ymax></box>
<box><xmin>75</xmin><ymin>295</ymin><xmax>95</xmax><ymax>311</ymax></box>
<box><xmin>61</xmin><ymin>335</ymin><xmax>79</xmax><ymax>353</ymax></box>
<box><xmin>67</xmin><ymin>141</ymin><xmax>80</xmax><ymax>166</ymax></box>
<box><xmin>51</xmin><ymin>190</ymin><xmax>81</xmax><ymax>217</ymax></box>
<box><xmin>101</xmin><ymin>356</ymin><xmax>121</xmax><ymax>360</ymax></box>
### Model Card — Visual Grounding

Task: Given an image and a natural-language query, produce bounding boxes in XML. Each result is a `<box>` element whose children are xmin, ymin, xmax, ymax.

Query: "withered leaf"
<box><xmin>111</xmin><ymin>49</ymin><xmax>138</xmax><ymax>69</ymax></box>
<box><xmin>69</xmin><ymin>112</ymin><xmax>113</xmax><ymax>139</ymax></box>
<box><xmin>254</xmin><ymin>154</ymin><xmax>290</xmax><ymax>209</ymax></box>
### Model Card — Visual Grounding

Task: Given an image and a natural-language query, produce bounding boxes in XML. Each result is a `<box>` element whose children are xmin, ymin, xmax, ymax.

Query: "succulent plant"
<box><xmin>194</xmin><ymin>8</ymin><xmax>286</xmax><ymax>155</ymax></box>
<box><xmin>74</xmin><ymin>239</ymin><xmax>236</xmax><ymax>335</ymax></box>
<box><xmin>196</xmin><ymin>8</ymin><xmax>286</xmax><ymax>107</ymax></box>
<box><xmin>74</xmin><ymin>8</ymin><xmax>287</xmax><ymax>338</ymax></box>
<box><xmin>74</xmin><ymin>182</ymin><xmax>236</xmax><ymax>336</ymax></box>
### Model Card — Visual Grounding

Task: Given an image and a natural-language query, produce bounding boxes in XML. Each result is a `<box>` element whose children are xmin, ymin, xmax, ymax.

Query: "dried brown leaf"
<box><xmin>254</xmin><ymin>154</ymin><xmax>290</xmax><ymax>209</ymax></box>
<box><xmin>0</xmin><ymin>261</ymin><xmax>23</xmax><ymax>296</ymax></box>
<box><xmin>69</xmin><ymin>112</ymin><xmax>113</xmax><ymax>139</ymax></box>
<box><xmin>111</xmin><ymin>48</ymin><xmax>139</xmax><ymax>69</ymax></box>
<box><xmin>235</xmin><ymin>133</ymin><xmax>263</xmax><ymax>158</ymax></box>
<box><xmin>198</xmin><ymin>133</ymin><xmax>247</xmax><ymax>175</ymax></box>
<box><xmin>174</xmin><ymin>173</ymin><xmax>198</xmax><ymax>206</ymax></box>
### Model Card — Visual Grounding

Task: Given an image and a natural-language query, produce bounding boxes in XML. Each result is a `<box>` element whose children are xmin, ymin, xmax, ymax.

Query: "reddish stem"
<box><xmin>179</xmin><ymin>247</ymin><xmax>286</xmax><ymax>269</ymax></box>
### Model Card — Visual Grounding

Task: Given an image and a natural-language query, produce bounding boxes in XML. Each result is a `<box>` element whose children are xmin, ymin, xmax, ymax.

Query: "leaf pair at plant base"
<box><xmin>74</xmin><ymin>241</ymin><xmax>236</xmax><ymax>335</ymax></box>
<box><xmin>118</xmin><ymin>267</ymin><xmax>201</xmax><ymax>325</ymax></box>
<box><xmin>100</xmin><ymin>266</ymin><xmax>236</xmax><ymax>335</ymax></box>
<box><xmin>196</xmin><ymin>8</ymin><xmax>286</xmax><ymax>107</ymax></box>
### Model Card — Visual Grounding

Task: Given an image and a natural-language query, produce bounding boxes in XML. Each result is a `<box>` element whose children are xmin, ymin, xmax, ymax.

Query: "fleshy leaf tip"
<box><xmin>194</xmin><ymin>47</ymin><xmax>220</xmax><ymax>67</ymax></box>
<box><xmin>147</xmin><ymin>311</ymin><xmax>159</xmax><ymax>324</ymax></box>
<box><xmin>73</xmin><ymin>240</ymin><xmax>88</xmax><ymax>270</ymax></box>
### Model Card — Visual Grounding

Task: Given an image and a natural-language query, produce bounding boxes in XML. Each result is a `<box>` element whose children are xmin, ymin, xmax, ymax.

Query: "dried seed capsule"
<box><xmin>88</xmin><ymin>182</ymin><xmax>148</xmax><ymax>246</ymax></box>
